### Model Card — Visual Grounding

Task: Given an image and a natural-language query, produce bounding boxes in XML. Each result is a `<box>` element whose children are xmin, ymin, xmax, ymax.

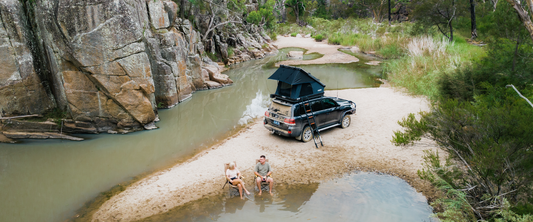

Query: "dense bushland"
<box><xmin>389</xmin><ymin>1</ymin><xmax>533</xmax><ymax>220</ymax></box>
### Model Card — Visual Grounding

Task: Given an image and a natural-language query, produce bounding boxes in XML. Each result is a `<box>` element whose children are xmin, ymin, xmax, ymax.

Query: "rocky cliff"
<box><xmin>0</xmin><ymin>0</ymin><xmax>276</xmax><ymax>138</ymax></box>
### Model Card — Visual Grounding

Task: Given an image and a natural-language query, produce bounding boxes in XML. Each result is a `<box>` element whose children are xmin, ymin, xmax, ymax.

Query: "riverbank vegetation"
<box><xmin>265</xmin><ymin>0</ymin><xmax>533</xmax><ymax>220</ymax></box>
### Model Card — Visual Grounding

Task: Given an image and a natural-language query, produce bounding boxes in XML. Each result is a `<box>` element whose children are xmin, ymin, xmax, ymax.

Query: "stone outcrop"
<box><xmin>0</xmin><ymin>0</ymin><xmax>277</xmax><ymax>140</ymax></box>
<box><xmin>0</xmin><ymin>0</ymin><xmax>54</xmax><ymax>117</ymax></box>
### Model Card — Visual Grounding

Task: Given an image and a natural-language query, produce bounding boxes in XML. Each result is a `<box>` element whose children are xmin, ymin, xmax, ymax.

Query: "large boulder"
<box><xmin>33</xmin><ymin>0</ymin><xmax>156</xmax><ymax>126</ymax></box>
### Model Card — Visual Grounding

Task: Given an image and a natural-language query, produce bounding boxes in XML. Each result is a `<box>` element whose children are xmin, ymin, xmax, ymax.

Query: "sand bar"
<box><xmin>275</xmin><ymin>36</ymin><xmax>359</xmax><ymax>66</ymax></box>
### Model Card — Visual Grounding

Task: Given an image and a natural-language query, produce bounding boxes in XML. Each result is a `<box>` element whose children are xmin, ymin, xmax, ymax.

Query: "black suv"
<box><xmin>263</xmin><ymin>96</ymin><xmax>356</xmax><ymax>142</ymax></box>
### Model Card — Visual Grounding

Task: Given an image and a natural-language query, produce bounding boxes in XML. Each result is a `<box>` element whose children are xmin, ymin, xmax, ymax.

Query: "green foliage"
<box><xmin>495</xmin><ymin>199</ymin><xmax>533</xmax><ymax>222</ymax></box>
<box><xmin>391</xmin><ymin>113</ymin><xmax>427</xmax><ymax>146</ymax></box>
<box><xmin>384</xmin><ymin>35</ymin><xmax>485</xmax><ymax>100</ymax></box>
<box><xmin>228</xmin><ymin>0</ymin><xmax>247</xmax><ymax>13</ymax></box>
<box><xmin>418</xmin><ymin>150</ymin><xmax>476</xmax><ymax>221</ymax></box>
<box><xmin>410</xmin><ymin>0</ymin><xmax>467</xmax><ymax>41</ymax></box>
<box><xmin>291</xmin><ymin>32</ymin><xmax>298</xmax><ymax>37</ymax></box>
<box><xmin>377</xmin><ymin>44</ymin><xmax>402</xmax><ymax>58</ymax></box>
<box><xmin>247</xmin><ymin>11</ymin><xmax>262</xmax><ymax>25</ymax></box>
<box><xmin>396</xmin><ymin>95</ymin><xmax>533</xmax><ymax>218</ymax></box>
<box><xmin>227</xmin><ymin>47</ymin><xmax>234</xmax><ymax>58</ymax></box>
<box><xmin>313</xmin><ymin>34</ymin><xmax>324</xmax><ymax>41</ymax></box>
<box><xmin>246</xmin><ymin>0</ymin><xmax>276</xmax><ymax>27</ymax></box>
<box><xmin>438</xmin><ymin>39</ymin><xmax>533</xmax><ymax>101</ymax></box>
<box><xmin>42</xmin><ymin>108</ymin><xmax>68</xmax><ymax>125</ymax></box>
<box><xmin>206</xmin><ymin>52</ymin><xmax>218</xmax><ymax>62</ymax></box>
<box><xmin>511</xmin><ymin>201</ymin><xmax>533</xmax><ymax>216</ymax></box>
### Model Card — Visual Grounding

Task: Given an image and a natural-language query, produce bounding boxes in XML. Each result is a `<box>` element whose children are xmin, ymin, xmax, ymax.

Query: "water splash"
<box><xmin>238</xmin><ymin>90</ymin><xmax>270</xmax><ymax>125</ymax></box>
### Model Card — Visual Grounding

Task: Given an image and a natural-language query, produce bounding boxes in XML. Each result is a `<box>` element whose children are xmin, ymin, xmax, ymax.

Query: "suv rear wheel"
<box><xmin>341</xmin><ymin>115</ymin><xmax>351</xmax><ymax>128</ymax></box>
<box><xmin>301</xmin><ymin>126</ymin><xmax>313</xmax><ymax>142</ymax></box>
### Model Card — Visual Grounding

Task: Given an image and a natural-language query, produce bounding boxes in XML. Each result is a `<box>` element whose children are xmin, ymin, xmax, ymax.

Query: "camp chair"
<box><xmin>254</xmin><ymin>159</ymin><xmax>273</xmax><ymax>190</ymax></box>
<box><xmin>222</xmin><ymin>161</ymin><xmax>244</xmax><ymax>191</ymax></box>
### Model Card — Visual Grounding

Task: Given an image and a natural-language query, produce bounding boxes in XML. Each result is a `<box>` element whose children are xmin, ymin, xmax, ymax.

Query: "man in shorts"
<box><xmin>254</xmin><ymin>155</ymin><xmax>273</xmax><ymax>195</ymax></box>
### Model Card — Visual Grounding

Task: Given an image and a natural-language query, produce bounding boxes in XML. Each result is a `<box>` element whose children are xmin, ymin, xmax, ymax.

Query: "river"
<box><xmin>0</xmin><ymin>48</ymin><xmax>418</xmax><ymax>222</ymax></box>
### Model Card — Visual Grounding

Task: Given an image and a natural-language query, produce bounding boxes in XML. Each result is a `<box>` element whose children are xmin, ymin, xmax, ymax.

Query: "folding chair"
<box><xmin>222</xmin><ymin>162</ymin><xmax>244</xmax><ymax>192</ymax></box>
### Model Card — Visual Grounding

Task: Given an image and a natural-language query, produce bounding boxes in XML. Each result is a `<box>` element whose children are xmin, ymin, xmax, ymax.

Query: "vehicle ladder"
<box><xmin>302</xmin><ymin>102</ymin><xmax>323</xmax><ymax>148</ymax></box>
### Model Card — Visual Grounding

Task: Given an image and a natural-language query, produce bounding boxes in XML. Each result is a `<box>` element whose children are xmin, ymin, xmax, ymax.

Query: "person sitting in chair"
<box><xmin>226</xmin><ymin>162</ymin><xmax>250</xmax><ymax>199</ymax></box>
<box><xmin>254</xmin><ymin>155</ymin><xmax>273</xmax><ymax>195</ymax></box>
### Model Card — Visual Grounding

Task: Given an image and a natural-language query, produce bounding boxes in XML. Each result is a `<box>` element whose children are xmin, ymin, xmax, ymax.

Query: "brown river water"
<box><xmin>0</xmin><ymin>49</ymin><xmax>432</xmax><ymax>222</ymax></box>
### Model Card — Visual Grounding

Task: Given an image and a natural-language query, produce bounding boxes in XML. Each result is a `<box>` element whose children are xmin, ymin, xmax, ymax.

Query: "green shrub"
<box><xmin>291</xmin><ymin>32</ymin><xmax>298</xmax><ymax>37</ymax></box>
<box><xmin>313</xmin><ymin>34</ymin><xmax>324</xmax><ymax>42</ymax></box>
<box><xmin>378</xmin><ymin>44</ymin><xmax>402</xmax><ymax>58</ymax></box>
<box><xmin>396</xmin><ymin>95</ymin><xmax>533</xmax><ymax>219</ymax></box>
<box><xmin>247</xmin><ymin>11</ymin><xmax>261</xmax><ymax>25</ymax></box>
<box><xmin>227</xmin><ymin>47</ymin><xmax>234</xmax><ymax>58</ymax></box>
<box><xmin>391</xmin><ymin>113</ymin><xmax>427</xmax><ymax>146</ymax></box>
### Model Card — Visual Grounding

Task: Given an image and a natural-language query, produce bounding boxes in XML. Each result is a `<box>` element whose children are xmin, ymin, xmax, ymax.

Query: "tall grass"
<box><xmin>384</xmin><ymin>35</ymin><xmax>486</xmax><ymax>100</ymax></box>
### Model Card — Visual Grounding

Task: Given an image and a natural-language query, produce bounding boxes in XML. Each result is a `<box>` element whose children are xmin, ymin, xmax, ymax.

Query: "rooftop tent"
<box><xmin>268</xmin><ymin>65</ymin><xmax>326</xmax><ymax>102</ymax></box>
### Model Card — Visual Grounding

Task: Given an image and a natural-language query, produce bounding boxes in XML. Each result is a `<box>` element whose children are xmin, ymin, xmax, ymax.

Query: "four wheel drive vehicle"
<box><xmin>263</xmin><ymin>96</ymin><xmax>356</xmax><ymax>142</ymax></box>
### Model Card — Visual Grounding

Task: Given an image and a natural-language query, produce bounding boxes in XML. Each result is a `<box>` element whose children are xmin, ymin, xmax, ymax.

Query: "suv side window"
<box><xmin>322</xmin><ymin>98</ymin><xmax>337</xmax><ymax>109</ymax></box>
<box><xmin>294</xmin><ymin>105</ymin><xmax>305</xmax><ymax>116</ymax></box>
<box><xmin>311</xmin><ymin>100</ymin><xmax>323</xmax><ymax>111</ymax></box>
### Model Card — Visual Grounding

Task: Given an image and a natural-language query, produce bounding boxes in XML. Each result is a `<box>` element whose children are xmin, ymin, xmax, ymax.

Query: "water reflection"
<box><xmin>142</xmin><ymin>173</ymin><xmax>433</xmax><ymax>222</ymax></box>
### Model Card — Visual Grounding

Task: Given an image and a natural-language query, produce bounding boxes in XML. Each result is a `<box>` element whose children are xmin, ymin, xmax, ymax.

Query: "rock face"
<box><xmin>0</xmin><ymin>0</ymin><xmax>54</xmax><ymax>116</ymax></box>
<box><xmin>0</xmin><ymin>0</ymin><xmax>276</xmax><ymax>135</ymax></box>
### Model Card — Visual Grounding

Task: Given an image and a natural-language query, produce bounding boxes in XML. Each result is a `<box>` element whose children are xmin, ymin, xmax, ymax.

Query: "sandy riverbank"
<box><xmin>86</xmin><ymin>37</ymin><xmax>442</xmax><ymax>222</ymax></box>
<box><xmin>88</xmin><ymin>88</ymin><xmax>441</xmax><ymax>221</ymax></box>
<box><xmin>275</xmin><ymin>36</ymin><xmax>359</xmax><ymax>66</ymax></box>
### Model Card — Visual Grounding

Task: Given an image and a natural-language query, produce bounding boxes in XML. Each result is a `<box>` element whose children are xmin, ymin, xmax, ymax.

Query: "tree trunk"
<box><xmin>504</xmin><ymin>0</ymin><xmax>533</xmax><ymax>42</ymax></box>
<box><xmin>449</xmin><ymin>0</ymin><xmax>455</xmax><ymax>42</ymax></box>
<box><xmin>512</xmin><ymin>39</ymin><xmax>519</xmax><ymax>72</ymax></box>
<box><xmin>295</xmin><ymin>1</ymin><xmax>300</xmax><ymax>24</ymax></box>
<box><xmin>388</xmin><ymin>0</ymin><xmax>391</xmax><ymax>25</ymax></box>
<box><xmin>470</xmin><ymin>0</ymin><xmax>478</xmax><ymax>39</ymax></box>
<box><xmin>180</xmin><ymin>0</ymin><xmax>186</xmax><ymax>18</ymax></box>
<box><xmin>450</xmin><ymin>19</ymin><xmax>454</xmax><ymax>42</ymax></box>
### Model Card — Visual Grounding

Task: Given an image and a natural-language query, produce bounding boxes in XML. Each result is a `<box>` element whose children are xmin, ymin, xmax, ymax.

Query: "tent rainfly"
<box><xmin>268</xmin><ymin>65</ymin><xmax>326</xmax><ymax>102</ymax></box>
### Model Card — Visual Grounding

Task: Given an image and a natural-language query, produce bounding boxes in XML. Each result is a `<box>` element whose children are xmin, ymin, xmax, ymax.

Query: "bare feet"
<box><xmin>258</xmin><ymin>191</ymin><xmax>262</xmax><ymax>195</ymax></box>
<box><xmin>241</xmin><ymin>196</ymin><xmax>244</xmax><ymax>200</ymax></box>
<box><xmin>269</xmin><ymin>191</ymin><xmax>273</xmax><ymax>196</ymax></box>
<box><xmin>245</xmin><ymin>190</ymin><xmax>250</xmax><ymax>195</ymax></box>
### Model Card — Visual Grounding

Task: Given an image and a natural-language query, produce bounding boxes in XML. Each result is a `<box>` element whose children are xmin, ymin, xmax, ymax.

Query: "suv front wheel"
<box><xmin>300</xmin><ymin>125</ymin><xmax>313</xmax><ymax>142</ymax></box>
<box><xmin>341</xmin><ymin>115</ymin><xmax>351</xmax><ymax>128</ymax></box>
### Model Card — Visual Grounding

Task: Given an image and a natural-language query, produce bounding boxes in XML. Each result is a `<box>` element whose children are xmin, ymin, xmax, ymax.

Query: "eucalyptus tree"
<box><xmin>469</xmin><ymin>0</ymin><xmax>477</xmax><ymax>39</ymax></box>
<box><xmin>411</xmin><ymin>0</ymin><xmax>463</xmax><ymax>42</ymax></box>
<box><xmin>504</xmin><ymin>0</ymin><xmax>533</xmax><ymax>41</ymax></box>
<box><xmin>285</xmin><ymin>0</ymin><xmax>306</xmax><ymax>24</ymax></box>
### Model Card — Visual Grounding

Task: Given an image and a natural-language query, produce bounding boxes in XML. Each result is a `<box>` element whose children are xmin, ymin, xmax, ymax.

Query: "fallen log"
<box><xmin>0</xmin><ymin>114</ymin><xmax>42</xmax><ymax>120</ymax></box>
<box><xmin>1</xmin><ymin>131</ymin><xmax>84</xmax><ymax>141</ymax></box>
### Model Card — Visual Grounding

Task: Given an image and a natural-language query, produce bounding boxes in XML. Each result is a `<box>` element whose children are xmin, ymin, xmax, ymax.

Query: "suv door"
<box><xmin>309</xmin><ymin>99</ymin><xmax>328</xmax><ymax>127</ymax></box>
<box><xmin>320</xmin><ymin>98</ymin><xmax>341</xmax><ymax>126</ymax></box>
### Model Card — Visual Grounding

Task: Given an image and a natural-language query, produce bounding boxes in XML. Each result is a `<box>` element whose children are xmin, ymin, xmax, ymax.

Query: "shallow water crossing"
<box><xmin>143</xmin><ymin>173</ymin><xmax>434</xmax><ymax>222</ymax></box>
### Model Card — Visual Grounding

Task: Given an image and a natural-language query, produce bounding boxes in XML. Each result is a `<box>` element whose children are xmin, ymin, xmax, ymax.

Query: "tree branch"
<box><xmin>504</xmin><ymin>0</ymin><xmax>533</xmax><ymax>41</ymax></box>
<box><xmin>203</xmin><ymin>20</ymin><xmax>242</xmax><ymax>41</ymax></box>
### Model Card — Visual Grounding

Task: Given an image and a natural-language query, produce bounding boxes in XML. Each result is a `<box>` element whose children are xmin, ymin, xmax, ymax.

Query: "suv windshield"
<box><xmin>322</xmin><ymin>98</ymin><xmax>337</xmax><ymax>109</ymax></box>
